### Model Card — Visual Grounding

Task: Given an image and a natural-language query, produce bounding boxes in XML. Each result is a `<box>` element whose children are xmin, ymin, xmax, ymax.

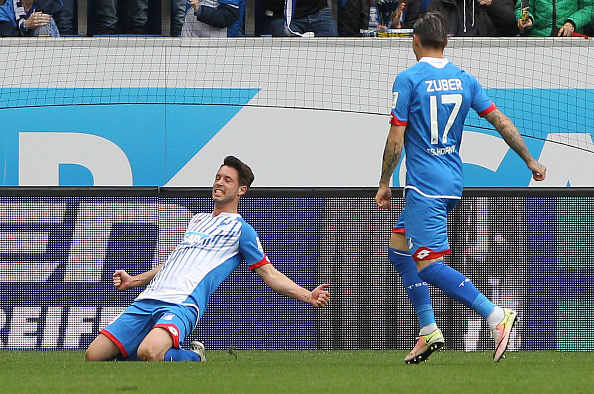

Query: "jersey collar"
<box><xmin>419</xmin><ymin>57</ymin><xmax>449</xmax><ymax>69</ymax></box>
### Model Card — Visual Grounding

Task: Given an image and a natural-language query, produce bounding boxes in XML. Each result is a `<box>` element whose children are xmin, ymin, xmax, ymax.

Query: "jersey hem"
<box><xmin>405</xmin><ymin>185</ymin><xmax>461</xmax><ymax>200</ymax></box>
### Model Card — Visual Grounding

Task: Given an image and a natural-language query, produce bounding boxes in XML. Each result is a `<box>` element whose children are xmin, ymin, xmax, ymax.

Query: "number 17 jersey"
<box><xmin>391</xmin><ymin>57</ymin><xmax>497</xmax><ymax>198</ymax></box>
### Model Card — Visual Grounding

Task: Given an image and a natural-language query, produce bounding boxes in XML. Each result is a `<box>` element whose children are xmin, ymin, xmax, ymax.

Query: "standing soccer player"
<box><xmin>375</xmin><ymin>12</ymin><xmax>546</xmax><ymax>364</ymax></box>
<box><xmin>85</xmin><ymin>156</ymin><xmax>331</xmax><ymax>362</ymax></box>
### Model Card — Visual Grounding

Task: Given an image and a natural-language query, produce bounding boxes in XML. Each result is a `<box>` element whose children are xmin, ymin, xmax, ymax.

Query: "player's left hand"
<box><xmin>375</xmin><ymin>184</ymin><xmax>392</xmax><ymax>209</ymax></box>
<box><xmin>309</xmin><ymin>283</ymin><xmax>330</xmax><ymax>307</ymax></box>
<box><xmin>527</xmin><ymin>160</ymin><xmax>547</xmax><ymax>181</ymax></box>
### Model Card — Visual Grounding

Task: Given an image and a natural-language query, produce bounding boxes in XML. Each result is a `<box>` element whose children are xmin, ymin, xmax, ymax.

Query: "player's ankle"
<box><xmin>419</xmin><ymin>323</ymin><xmax>438</xmax><ymax>336</ymax></box>
<box><xmin>487</xmin><ymin>306</ymin><xmax>505</xmax><ymax>328</ymax></box>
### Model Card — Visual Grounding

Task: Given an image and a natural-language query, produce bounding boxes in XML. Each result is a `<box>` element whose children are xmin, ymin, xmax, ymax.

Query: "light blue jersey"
<box><xmin>137</xmin><ymin>211</ymin><xmax>269</xmax><ymax>318</ymax></box>
<box><xmin>101</xmin><ymin>211</ymin><xmax>269</xmax><ymax>359</ymax></box>
<box><xmin>391</xmin><ymin>57</ymin><xmax>496</xmax><ymax>198</ymax></box>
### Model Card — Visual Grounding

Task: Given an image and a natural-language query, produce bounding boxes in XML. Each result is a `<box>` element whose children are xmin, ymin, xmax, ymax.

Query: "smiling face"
<box><xmin>212</xmin><ymin>165</ymin><xmax>247</xmax><ymax>209</ymax></box>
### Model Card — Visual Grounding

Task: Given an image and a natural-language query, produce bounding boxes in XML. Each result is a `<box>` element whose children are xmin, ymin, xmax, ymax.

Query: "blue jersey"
<box><xmin>391</xmin><ymin>57</ymin><xmax>496</xmax><ymax>198</ymax></box>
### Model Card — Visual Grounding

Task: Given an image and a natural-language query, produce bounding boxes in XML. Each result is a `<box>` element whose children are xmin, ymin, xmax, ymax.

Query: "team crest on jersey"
<box><xmin>407</xmin><ymin>237</ymin><xmax>414</xmax><ymax>251</ymax></box>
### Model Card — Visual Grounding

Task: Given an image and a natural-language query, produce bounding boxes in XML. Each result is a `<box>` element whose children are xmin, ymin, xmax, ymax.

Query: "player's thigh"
<box><xmin>404</xmin><ymin>193</ymin><xmax>452</xmax><ymax>257</ymax></box>
<box><xmin>85</xmin><ymin>333</ymin><xmax>121</xmax><ymax>361</ymax></box>
<box><xmin>389</xmin><ymin>231</ymin><xmax>409</xmax><ymax>251</ymax></box>
<box><xmin>137</xmin><ymin>327</ymin><xmax>174</xmax><ymax>361</ymax></box>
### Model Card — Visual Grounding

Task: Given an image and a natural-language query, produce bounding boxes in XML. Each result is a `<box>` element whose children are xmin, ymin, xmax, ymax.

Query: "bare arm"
<box><xmin>376</xmin><ymin>124</ymin><xmax>406</xmax><ymax>209</ymax></box>
<box><xmin>484</xmin><ymin>109</ymin><xmax>546</xmax><ymax>181</ymax></box>
<box><xmin>113</xmin><ymin>265</ymin><xmax>163</xmax><ymax>291</ymax></box>
<box><xmin>254</xmin><ymin>264</ymin><xmax>330</xmax><ymax>307</ymax></box>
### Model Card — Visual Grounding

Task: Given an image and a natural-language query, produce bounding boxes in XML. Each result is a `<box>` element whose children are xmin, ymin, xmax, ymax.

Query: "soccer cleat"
<box><xmin>190</xmin><ymin>341</ymin><xmax>207</xmax><ymax>362</ymax></box>
<box><xmin>491</xmin><ymin>309</ymin><xmax>518</xmax><ymax>362</ymax></box>
<box><xmin>404</xmin><ymin>329</ymin><xmax>445</xmax><ymax>364</ymax></box>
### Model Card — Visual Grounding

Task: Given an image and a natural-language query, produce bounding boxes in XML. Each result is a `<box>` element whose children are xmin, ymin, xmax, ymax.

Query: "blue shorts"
<box><xmin>394</xmin><ymin>188</ymin><xmax>459</xmax><ymax>261</ymax></box>
<box><xmin>100</xmin><ymin>299</ymin><xmax>199</xmax><ymax>360</ymax></box>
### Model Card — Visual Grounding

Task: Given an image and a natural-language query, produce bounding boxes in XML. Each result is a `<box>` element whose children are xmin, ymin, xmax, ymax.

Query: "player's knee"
<box><xmin>137</xmin><ymin>343</ymin><xmax>165</xmax><ymax>362</ymax></box>
<box><xmin>85</xmin><ymin>347</ymin><xmax>105</xmax><ymax>361</ymax></box>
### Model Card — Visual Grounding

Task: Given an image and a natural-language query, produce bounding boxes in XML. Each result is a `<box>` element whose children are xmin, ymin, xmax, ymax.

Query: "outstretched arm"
<box><xmin>484</xmin><ymin>109</ymin><xmax>546</xmax><ymax>181</ymax></box>
<box><xmin>254</xmin><ymin>264</ymin><xmax>330</xmax><ymax>307</ymax></box>
<box><xmin>376</xmin><ymin>124</ymin><xmax>406</xmax><ymax>209</ymax></box>
<box><xmin>113</xmin><ymin>265</ymin><xmax>163</xmax><ymax>291</ymax></box>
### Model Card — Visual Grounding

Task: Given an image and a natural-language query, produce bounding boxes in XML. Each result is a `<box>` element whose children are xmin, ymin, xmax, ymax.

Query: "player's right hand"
<box><xmin>310</xmin><ymin>283</ymin><xmax>331</xmax><ymax>307</ymax></box>
<box><xmin>113</xmin><ymin>270</ymin><xmax>134</xmax><ymax>291</ymax></box>
<box><xmin>375</xmin><ymin>184</ymin><xmax>392</xmax><ymax>209</ymax></box>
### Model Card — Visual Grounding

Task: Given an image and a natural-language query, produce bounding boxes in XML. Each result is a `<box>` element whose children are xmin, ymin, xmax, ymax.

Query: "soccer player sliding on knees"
<box><xmin>375</xmin><ymin>11</ymin><xmax>546</xmax><ymax>364</ymax></box>
<box><xmin>86</xmin><ymin>156</ymin><xmax>330</xmax><ymax>362</ymax></box>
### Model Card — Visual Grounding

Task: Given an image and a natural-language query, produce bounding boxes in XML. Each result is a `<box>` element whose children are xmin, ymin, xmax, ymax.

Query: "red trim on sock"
<box><xmin>154</xmin><ymin>324</ymin><xmax>181</xmax><ymax>348</ymax></box>
<box><xmin>100</xmin><ymin>329</ymin><xmax>129</xmax><ymax>358</ymax></box>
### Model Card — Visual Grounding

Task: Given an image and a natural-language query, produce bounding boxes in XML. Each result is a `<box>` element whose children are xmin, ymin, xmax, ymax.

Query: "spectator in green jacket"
<box><xmin>516</xmin><ymin>0</ymin><xmax>594</xmax><ymax>37</ymax></box>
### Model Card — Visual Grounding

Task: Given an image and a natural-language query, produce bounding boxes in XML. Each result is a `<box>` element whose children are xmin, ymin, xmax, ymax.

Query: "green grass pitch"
<box><xmin>1</xmin><ymin>350</ymin><xmax>592</xmax><ymax>393</ymax></box>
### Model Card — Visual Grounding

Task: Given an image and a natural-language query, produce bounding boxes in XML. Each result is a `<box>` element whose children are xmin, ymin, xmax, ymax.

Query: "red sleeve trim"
<box><xmin>478</xmin><ymin>102</ymin><xmax>497</xmax><ymax>117</ymax></box>
<box><xmin>154</xmin><ymin>324</ymin><xmax>181</xmax><ymax>348</ymax></box>
<box><xmin>248</xmin><ymin>255</ymin><xmax>271</xmax><ymax>271</ymax></box>
<box><xmin>392</xmin><ymin>227</ymin><xmax>406</xmax><ymax>234</ymax></box>
<box><xmin>100</xmin><ymin>329</ymin><xmax>129</xmax><ymax>358</ymax></box>
<box><xmin>390</xmin><ymin>113</ymin><xmax>408</xmax><ymax>126</ymax></box>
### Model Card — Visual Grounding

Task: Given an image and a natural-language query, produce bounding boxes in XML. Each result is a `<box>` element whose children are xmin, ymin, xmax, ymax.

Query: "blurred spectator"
<box><xmin>262</xmin><ymin>0</ymin><xmax>338</xmax><ymax>36</ymax></box>
<box><xmin>0</xmin><ymin>0</ymin><xmax>61</xmax><ymax>36</ymax></box>
<box><xmin>227</xmin><ymin>0</ymin><xmax>245</xmax><ymax>35</ymax></box>
<box><xmin>585</xmin><ymin>19</ymin><xmax>594</xmax><ymax>36</ymax></box>
<box><xmin>338</xmin><ymin>0</ymin><xmax>372</xmax><ymax>35</ymax></box>
<box><xmin>391</xmin><ymin>0</ymin><xmax>428</xmax><ymax>29</ymax></box>
<box><xmin>54</xmin><ymin>0</ymin><xmax>75</xmax><ymax>35</ymax></box>
<box><xmin>93</xmin><ymin>0</ymin><xmax>148</xmax><ymax>35</ymax></box>
<box><xmin>171</xmin><ymin>0</ymin><xmax>186</xmax><ymax>36</ymax></box>
<box><xmin>181</xmin><ymin>0</ymin><xmax>240</xmax><ymax>37</ymax></box>
<box><xmin>338</xmin><ymin>0</ymin><xmax>404</xmax><ymax>36</ymax></box>
<box><xmin>93</xmin><ymin>0</ymin><xmax>117</xmax><ymax>34</ymax></box>
<box><xmin>124</xmin><ymin>0</ymin><xmax>149</xmax><ymax>34</ymax></box>
<box><xmin>428</xmin><ymin>0</ymin><xmax>518</xmax><ymax>36</ymax></box>
<box><xmin>515</xmin><ymin>0</ymin><xmax>594</xmax><ymax>37</ymax></box>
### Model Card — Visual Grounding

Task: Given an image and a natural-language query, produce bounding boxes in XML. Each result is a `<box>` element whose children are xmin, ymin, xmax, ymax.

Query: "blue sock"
<box><xmin>418</xmin><ymin>260</ymin><xmax>495</xmax><ymax>319</ymax></box>
<box><xmin>389</xmin><ymin>247</ymin><xmax>436</xmax><ymax>328</ymax></box>
<box><xmin>164</xmin><ymin>348</ymin><xmax>202</xmax><ymax>362</ymax></box>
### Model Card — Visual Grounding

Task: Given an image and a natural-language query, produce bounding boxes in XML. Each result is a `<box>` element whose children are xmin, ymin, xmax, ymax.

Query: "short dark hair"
<box><xmin>222</xmin><ymin>156</ymin><xmax>255</xmax><ymax>188</ymax></box>
<box><xmin>413</xmin><ymin>11</ymin><xmax>448</xmax><ymax>49</ymax></box>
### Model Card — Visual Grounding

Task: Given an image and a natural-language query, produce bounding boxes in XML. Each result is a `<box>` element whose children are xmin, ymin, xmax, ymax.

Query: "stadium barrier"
<box><xmin>0</xmin><ymin>187</ymin><xmax>592</xmax><ymax>352</ymax></box>
<box><xmin>1</xmin><ymin>37</ymin><xmax>593</xmax><ymax>188</ymax></box>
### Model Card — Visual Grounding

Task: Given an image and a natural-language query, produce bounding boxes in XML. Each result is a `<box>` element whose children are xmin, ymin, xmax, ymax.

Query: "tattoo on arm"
<box><xmin>380</xmin><ymin>126</ymin><xmax>404</xmax><ymax>185</ymax></box>
<box><xmin>486</xmin><ymin>110</ymin><xmax>534</xmax><ymax>163</ymax></box>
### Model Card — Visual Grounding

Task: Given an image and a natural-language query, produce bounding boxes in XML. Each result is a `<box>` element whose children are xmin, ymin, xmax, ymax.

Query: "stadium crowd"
<box><xmin>0</xmin><ymin>0</ymin><xmax>592</xmax><ymax>37</ymax></box>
